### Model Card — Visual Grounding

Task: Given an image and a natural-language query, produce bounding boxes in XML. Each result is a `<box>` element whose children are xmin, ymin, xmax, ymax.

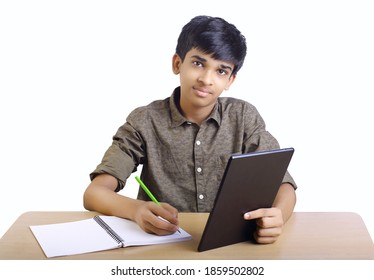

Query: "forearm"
<box><xmin>83</xmin><ymin>175</ymin><xmax>180</xmax><ymax>235</ymax></box>
<box><xmin>272</xmin><ymin>183</ymin><xmax>296</xmax><ymax>223</ymax></box>
<box><xmin>83</xmin><ymin>177</ymin><xmax>142</xmax><ymax>221</ymax></box>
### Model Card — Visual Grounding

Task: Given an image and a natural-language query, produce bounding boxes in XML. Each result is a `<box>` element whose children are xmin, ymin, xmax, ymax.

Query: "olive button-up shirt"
<box><xmin>90</xmin><ymin>87</ymin><xmax>296</xmax><ymax>212</ymax></box>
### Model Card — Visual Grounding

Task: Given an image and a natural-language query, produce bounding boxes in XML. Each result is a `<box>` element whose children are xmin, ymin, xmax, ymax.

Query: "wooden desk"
<box><xmin>0</xmin><ymin>211</ymin><xmax>373</xmax><ymax>260</ymax></box>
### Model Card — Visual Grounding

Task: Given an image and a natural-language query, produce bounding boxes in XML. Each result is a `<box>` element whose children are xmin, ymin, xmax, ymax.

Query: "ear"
<box><xmin>224</xmin><ymin>75</ymin><xmax>236</xmax><ymax>90</ymax></box>
<box><xmin>172</xmin><ymin>53</ymin><xmax>182</xmax><ymax>75</ymax></box>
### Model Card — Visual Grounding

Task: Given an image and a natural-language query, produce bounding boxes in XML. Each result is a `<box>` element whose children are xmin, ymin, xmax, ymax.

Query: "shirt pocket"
<box><xmin>157</xmin><ymin>147</ymin><xmax>193</xmax><ymax>178</ymax></box>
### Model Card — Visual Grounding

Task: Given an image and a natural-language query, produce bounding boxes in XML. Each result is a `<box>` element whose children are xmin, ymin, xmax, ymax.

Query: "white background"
<box><xmin>1</xmin><ymin>0</ymin><xmax>373</xmax><ymax>245</ymax></box>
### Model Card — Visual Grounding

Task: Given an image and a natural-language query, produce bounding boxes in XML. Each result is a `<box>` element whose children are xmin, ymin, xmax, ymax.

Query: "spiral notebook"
<box><xmin>30</xmin><ymin>215</ymin><xmax>191</xmax><ymax>258</ymax></box>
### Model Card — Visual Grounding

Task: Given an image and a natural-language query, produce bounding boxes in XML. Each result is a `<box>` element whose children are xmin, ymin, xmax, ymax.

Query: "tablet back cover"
<box><xmin>198</xmin><ymin>148</ymin><xmax>294</xmax><ymax>252</ymax></box>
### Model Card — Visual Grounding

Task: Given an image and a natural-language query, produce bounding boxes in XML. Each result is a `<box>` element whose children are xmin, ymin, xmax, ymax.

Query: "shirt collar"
<box><xmin>169</xmin><ymin>87</ymin><xmax>222</xmax><ymax>128</ymax></box>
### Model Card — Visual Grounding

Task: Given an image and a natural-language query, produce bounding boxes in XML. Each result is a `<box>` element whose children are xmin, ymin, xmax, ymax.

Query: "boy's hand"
<box><xmin>134</xmin><ymin>201</ymin><xmax>179</xmax><ymax>235</ymax></box>
<box><xmin>243</xmin><ymin>207</ymin><xmax>283</xmax><ymax>244</ymax></box>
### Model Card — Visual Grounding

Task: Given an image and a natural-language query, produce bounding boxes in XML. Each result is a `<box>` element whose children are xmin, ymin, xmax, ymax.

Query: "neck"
<box><xmin>180</xmin><ymin>103</ymin><xmax>215</xmax><ymax>126</ymax></box>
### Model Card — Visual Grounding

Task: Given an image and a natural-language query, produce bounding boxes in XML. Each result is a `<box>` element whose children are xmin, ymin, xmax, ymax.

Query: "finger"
<box><xmin>244</xmin><ymin>207</ymin><xmax>281</xmax><ymax>220</ymax></box>
<box><xmin>244</xmin><ymin>208</ymin><xmax>272</xmax><ymax>220</ymax></box>
<box><xmin>145</xmin><ymin>203</ymin><xmax>179</xmax><ymax>231</ymax></box>
<box><xmin>159</xmin><ymin>203</ymin><xmax>179</xmax><ymax>223</ymax></box>
<box><xmin>253</xmin><ymin>231</ymin><xmax>279</xmax><ymax>244</ymax></box>
<box><xmin>160</xmin><ymin>202</ymin><xmax>178</xmax><ymax>216</ymax></box>
<box><xmin>143</xmin><ymin>219</ymin><xmax>178</xmax><ymax>236</ymax></box>
<box><xmin>152</xmin><ymin>204</ymin><xmax>179</xmax><ymax>227</ymax></box>
<box><xmin>256</xmin><ymin>225</ymin><xmax>282</xmax><ymax>237</ymax></box>
<box><xmin>255</xmin><ymin>216</ymin><xmax>283</xmax><ymax>228</ymax></box>
<box><xmin>252</xmin><ymin>218</ymin><xmax>283</xmax><ymax>244</ymax></box>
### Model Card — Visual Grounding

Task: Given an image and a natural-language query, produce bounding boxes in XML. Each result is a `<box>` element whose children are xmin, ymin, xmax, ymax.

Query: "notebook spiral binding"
<box><xmin>93</xmin><ymin>216</ymin><xmax>125</xmax><ymax>247</ymax></box>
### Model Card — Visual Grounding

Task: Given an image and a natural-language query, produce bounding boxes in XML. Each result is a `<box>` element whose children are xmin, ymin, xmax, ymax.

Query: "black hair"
<box><xmin>175</xmin><ymin>15</ymin><xmax>247</xmax><ymax>75</ymax></box>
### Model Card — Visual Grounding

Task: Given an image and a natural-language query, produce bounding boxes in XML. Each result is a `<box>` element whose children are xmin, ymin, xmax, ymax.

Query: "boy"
<box><xmin>84</xmin><ymin>15</ymin><xmax>297</xmax><ymax>244</ymax></box>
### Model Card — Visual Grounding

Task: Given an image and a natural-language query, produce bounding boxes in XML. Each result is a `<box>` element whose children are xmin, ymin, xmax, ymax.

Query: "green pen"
<box><xmin>135</xmin><ymin>176</ymin><xmax>180</xmax><ymax>233</ymax></box>
<box><xmin>135</xmin><ymin>176</ymin><xmax>161</xmax><ymax>206</ymax></box>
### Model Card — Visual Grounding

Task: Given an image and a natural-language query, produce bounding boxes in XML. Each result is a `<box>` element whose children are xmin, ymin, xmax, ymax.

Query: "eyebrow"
<box><xmin>191</xmin><ymin>55</ymin><xmax>233</xmax><ymax>72</ymax></box>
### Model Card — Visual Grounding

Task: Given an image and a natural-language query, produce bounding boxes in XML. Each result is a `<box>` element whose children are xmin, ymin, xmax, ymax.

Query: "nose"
<box><xmin>197</xmin><ymin>69</ymin><xmax>213</xmax><ymax>85</ymax></box>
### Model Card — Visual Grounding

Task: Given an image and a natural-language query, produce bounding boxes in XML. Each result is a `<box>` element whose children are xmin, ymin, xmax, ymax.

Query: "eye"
<box><xmin>193</xmin><ymin>61</ymin><xmax>203</xmax><ymax>67</ymax></box>
<box><xmin>217</xmin><ymin>68</ymin><xmax>228</xmax><ymax>76</ymax></box>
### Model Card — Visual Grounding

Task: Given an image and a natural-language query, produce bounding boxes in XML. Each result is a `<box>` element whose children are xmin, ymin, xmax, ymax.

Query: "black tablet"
<box><xmin>198</xmin><ymin>148</ymin><xmax>294</xmax><ymax>252</ymax></box>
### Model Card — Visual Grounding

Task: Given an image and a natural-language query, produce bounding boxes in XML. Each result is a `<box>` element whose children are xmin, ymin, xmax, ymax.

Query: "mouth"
<box><xmin>193</xmin><ymin>87</ymin><xmax>211</xmax><ymax>98</ymax></box>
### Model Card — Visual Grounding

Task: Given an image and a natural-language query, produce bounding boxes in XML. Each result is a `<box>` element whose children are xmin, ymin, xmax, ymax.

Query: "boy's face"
<box><xmin>172</xmin><ymin>48</ymin><xmax>236</xmax><ymax>113</ymax></box>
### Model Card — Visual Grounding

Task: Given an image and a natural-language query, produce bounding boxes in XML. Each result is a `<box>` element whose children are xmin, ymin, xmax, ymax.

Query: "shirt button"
<box><xmin>196</xmin><ymin>140</ymin><xmax>201</xmax><ymax>145</ymax></box>
<box><xmin>199</xmin><ymin>194</ymin><xmax>204</xmax><ymax>200</ymax></box>
<box><xmin>197</xmin><ymin>167</ymin><xmax>202</xmax><ymax>173</ymax></box>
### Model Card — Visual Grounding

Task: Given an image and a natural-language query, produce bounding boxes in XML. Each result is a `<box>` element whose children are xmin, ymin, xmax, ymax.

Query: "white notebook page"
<box><xmin>30</xmin><ymin>218</ymin><xmax>120</xmax><ymax>258</ymax></box>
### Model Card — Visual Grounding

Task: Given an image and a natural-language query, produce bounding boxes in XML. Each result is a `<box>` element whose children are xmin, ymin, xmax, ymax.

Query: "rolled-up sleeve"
<box><xmin>90</xmin><ymin>112</ymin><xmax>146</xmax><ymax>192</ymax></box>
